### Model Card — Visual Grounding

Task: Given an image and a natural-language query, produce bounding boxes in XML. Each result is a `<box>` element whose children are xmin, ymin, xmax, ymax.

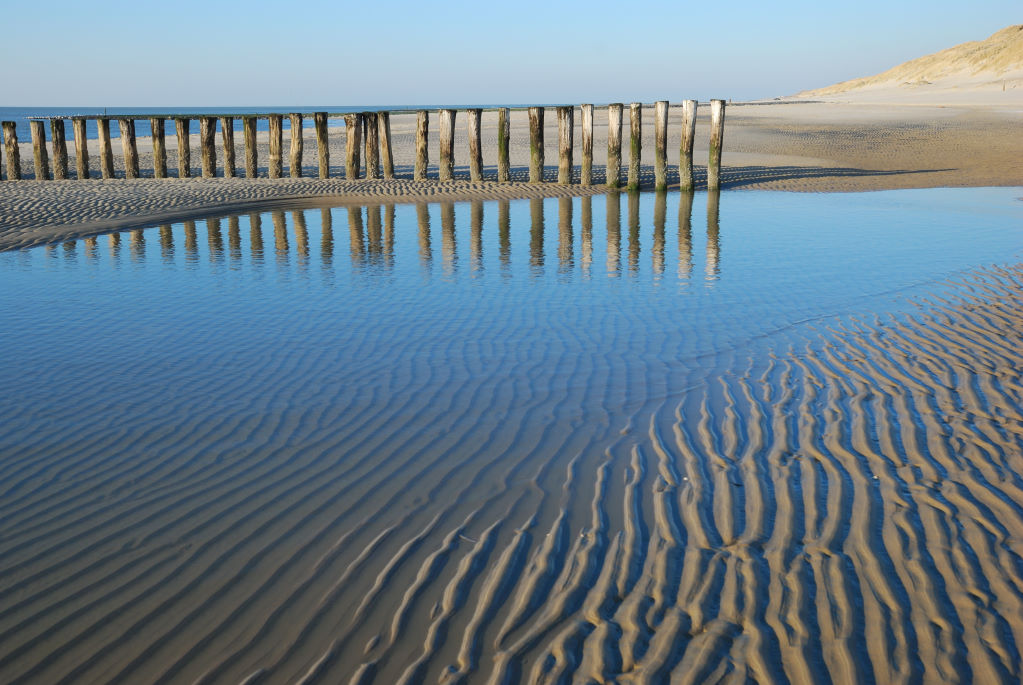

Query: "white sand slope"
<box><xmin>795</xmin><ymin>25</ymin><xmax>1023</xmax><ymax>104</ymax></box>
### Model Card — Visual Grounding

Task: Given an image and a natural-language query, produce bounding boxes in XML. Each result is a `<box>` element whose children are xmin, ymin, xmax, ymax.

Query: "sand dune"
<box><xmin>797</xmin><ymin>24</ymin><xmax>1023</xmax><ymax>104</ymax></box>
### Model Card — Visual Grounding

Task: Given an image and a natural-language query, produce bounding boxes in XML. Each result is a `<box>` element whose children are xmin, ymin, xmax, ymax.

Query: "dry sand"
<box><xmin>2</xmin><ymin>100</ymin><xmax>1022</xmax><ymax>250</ymax></box>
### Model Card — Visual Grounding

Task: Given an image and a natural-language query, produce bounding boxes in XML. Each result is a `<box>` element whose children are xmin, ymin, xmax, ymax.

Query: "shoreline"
<box><xmin>3</xmin><ymin>101</ymin><xmax>1023</xmax><ymax>250</ymax></box>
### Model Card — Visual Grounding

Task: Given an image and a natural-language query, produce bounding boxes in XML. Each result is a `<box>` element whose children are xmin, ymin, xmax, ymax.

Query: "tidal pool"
<box><xmin>1</xmin><ymin>188</ymin><xmax>1021</xmax><ymax>684</ymax></box>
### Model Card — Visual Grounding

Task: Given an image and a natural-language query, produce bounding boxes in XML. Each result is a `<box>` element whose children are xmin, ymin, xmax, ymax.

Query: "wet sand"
<box><xmin>2</xmin><ymin>101</ymin><xmax>1022</xmax><ymax>251</ymax></box>
<box><xmin>0</xmin><ymin>195</ymin><xmax>1021</xmax><ymax>682</ymax></box>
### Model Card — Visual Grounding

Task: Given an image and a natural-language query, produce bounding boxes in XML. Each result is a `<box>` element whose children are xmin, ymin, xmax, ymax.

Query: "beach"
<box><xmin>3</xmin><ymin>100</ymin><xmax>1022</xmax><ymax>250</ymax></box>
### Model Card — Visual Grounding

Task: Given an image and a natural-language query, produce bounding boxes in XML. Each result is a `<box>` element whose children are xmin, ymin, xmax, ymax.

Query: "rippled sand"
<box><xmin>0</xmin><ymin>198</ymin><xmax>1021</xmax><ymax>683</ymax></box>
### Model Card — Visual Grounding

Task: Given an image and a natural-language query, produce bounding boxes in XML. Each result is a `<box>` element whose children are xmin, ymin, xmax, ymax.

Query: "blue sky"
<box><xmin>3</xmin><ymin>0</ymin><xmax>1019</xmax><ymax>106</ymax></box>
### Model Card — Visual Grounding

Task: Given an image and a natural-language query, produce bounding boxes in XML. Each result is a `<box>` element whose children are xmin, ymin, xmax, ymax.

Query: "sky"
<box><xmin>2</xmin><ymin>0</ymin><xmax>1019</xmax><ymax>106</ymax></box>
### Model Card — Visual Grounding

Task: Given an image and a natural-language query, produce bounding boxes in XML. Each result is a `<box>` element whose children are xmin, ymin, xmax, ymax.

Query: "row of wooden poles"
<box><xmin>2</xmin><ymin>100</ymin><xmax>726</xmax><ymax>190</ymax></box>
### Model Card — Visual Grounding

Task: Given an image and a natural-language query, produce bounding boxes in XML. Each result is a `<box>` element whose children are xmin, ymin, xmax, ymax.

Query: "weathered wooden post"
<box><xmin>98</xmin><ymin>118</ymin><xmax>115</xmax><ymax>179</ymax></box>
<box><xmin>414</xmin><ymin>110</ymin><xmax>428</xmax><ymax>181</ymax></box>
<box><xmin>199</xmin><ymin>117</ymin><xmax>216</xmax><ymax>178</ymax></box>
<box><xmin>220</xmin><ymin>117</ymin><xmax>235</xmax><ymax>178</ymax></box>
<box><xmin>314</xmin><ymin>112</ymin><xmax>329</xmax><ymax>178</ymax></box>
<box><xmin>72</xmin><ymin>118</ymin><xmax>89</xmax><ymax>179</ymax></box>
<box><xmin>438</xmin><ymin>109</ymin><xmax>455</xmax><ymax>181</ymax></box>
<box><xmin>708</xmin><ymin>99</ymin><xmax>725</xmax><ymax>190</ymax></box>
<box><xmin>2</xmin><ymin>122</ymin><xmax>20</xmax><ymax>180</ymax></box>
<box><xmin>268</xmin><ymin>114</ymin><xmax>283</xmax><ymax>178</ymax></box>
<box><xmin>580</xmin><ymin>104</ymin><xmax>593</xmax><ymax>185</ymax></box>
<box><xmin>607</xmin><ymin>103</ymin><xmax>622</xmax><ymax>188</ymax></box>
<box><xmin>289</xmin><ymin>113</ymin><xmax>303</xmax><ymax>177</ymax></box>
<box><xmin>497</xmin><ymin>108</ymin><xmax>510</xmax><ymax>182</ymax></box>
<box><xmin>628</xmin><ymin>102</ymin><xmax>641</xmax><ymax>191</ymax></box>
<box><xmin>467</xmin><ymin>108</ymin><xmax>483</xmax><ymax>182</ymax></box>
<box><xmin>557</xmin><ymin>106</ymin><xmax>573</xmax><ymax>185</ymax></box>
<box><xmin>51</xmin><ymin>120</ymin><xmax>69</xmax><ymax>180</ymax></box>
<box><xmin>363</xmin><ymin>112</ymin><xmax>380</xmax><ymax>179</ymax></box>
<box><xmin>679</xmin><ymin>99</ymin><xmax>697</xmax><ymax>191</ymax></box>
<box><xmin>344</xmin><ymin>113</ymin><xmax>362</xmax><ymax>179</ymax></box>
<box><xmin>119</xmin><ymin>119</ymin><xmax>140</xmax><ymax>179</ymax></box>
<box><xmin>377</xmin><ymin>111</ymin><xmax>394</xmax><ymax>179</ymax></box>
<box><xmin>528</xmin><ymin>106</ymin><xmax>544</xmax><ymax>183</ymax></box>
<box><xmin>150</xmin><ymin>118</ymin><xmax>167</xmax><ymax>178</ymax></box>
<box><xmin>174</xmin><ymin>118</ymin><xmax>191</xmax><ymax>178</ymax></box>
<box><xmin>243</xmin><ymin>117</ymin><xmax>257</xmax><ymax>178</ymax></box>
<box><xmin>30</xmin><ymin>121</ymin><xmax>51</xmax><ymax>180</ymax></box>
<box><xmin>654</xmin><ymin>100</ymin><xmax>668</xmax><ymax>190</ymax></box>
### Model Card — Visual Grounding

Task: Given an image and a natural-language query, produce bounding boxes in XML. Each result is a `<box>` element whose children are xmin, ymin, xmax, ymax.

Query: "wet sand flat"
<box><xmin>0</xmin><ymin>190</ymin><xmax>1021</xmax><ymax>683</ymax></box>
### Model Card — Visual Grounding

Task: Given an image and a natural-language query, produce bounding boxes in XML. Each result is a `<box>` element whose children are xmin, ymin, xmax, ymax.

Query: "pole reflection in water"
<box><xmin>44</xmin><ymin>192</ymin><xmax>727</xmax><ymax>284</ymax></box>
<box><xmin>182</xmin><ymin>221</ymin><xmax>195</xmax><ymax>263</ymax></box>
<box><xmin>384</xmin><ymin>205</ymin><xmax>395</xmax><ymax>270</ymax></box>
<box><xmin>293</xmin><ymin>211</ymin><xmax>309</xmax><ymax>266</ymax></box>
<box><xmin>530</xmin><ymin>198</ymin><xmax>544</xmax><ymax>273</ymax></box>
<box><xmin>558</xmin><ymin>197</ymin><xmax>573</xmax><ymax>274</ymax></box>
<box><xmin>441</xmin><ymin>201</ymin><xmax>456</xmax><ymax>276</ymax></box>
<box><xmin>706</xmin><ymin>190</ymin><xmax>721</xmax><ymax>281</ymax></box>
<box><xmin>348</xmin><ymin>207</ymin><xmax>365</xmax><ymax>267</ymax></box>
<box><xmin>366</xmin><ymin>205</ymin><xmax>382</xmax><ymax>264</ymax></box>
<box><xmin>498</xmin><ymin>200</ymin><xmax>510</xmax><ymax>274</ymax></box>
<box><xmin>606</xmin><ymin>192</ymin><xmax>620</xmax><ymax>275</ymax></box>
<box><xmin>627</xmin><ymin>191</ymin><xmax>640</xmax><ymax>276</ymax></box>
<box><xmin>417</xmin><ymin>203</ymin><xmax>431</xmax><ymax>272</ymax></box>
<box><xmin>207</xmin><ymin>218</ymin><xmax>223</xmax><ymax>262</ymax></box>
<box><xmin>471</xmin><ymin>201</ymin><xmax>483</xmax><ymax>276</ymax></box>
<box><xmin>249</xmin><ymin>214</ymin><xmax>264</xmax><ymax>264</ymax></box>
<box><xmin>84</xmin><ymin>236</ymin><xmax>98</xmax><ymax>262</ymax></box>
<box><xmin>652</xmin><ymin>191</ymin><xmax>666</xmax><ymax>278</ymax></box>
<box><xmin>581</xmin><ymin>196</ymin><xmax>593</xmax><ymax>278</ymax></box>
<box><xmin>228</xmin><ymin>216</ymin><xmax>241</xmax><ymax>261</ymax></box>
<box><xmin>321</xmin><ymin>208</ymin><xmax>334</xmax><ymax>269</ymax></box>
<box><xmin>679</xmin><ymin>191</ymin><xmax>694</xmax><ymax>280</ymax></box>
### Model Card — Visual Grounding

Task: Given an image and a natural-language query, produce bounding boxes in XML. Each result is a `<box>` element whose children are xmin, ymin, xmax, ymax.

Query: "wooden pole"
<box><xmin>268</xmin><ymin>114</ymin><xmax>283</xmax><ymax>178</ymax></box>
<box><xmin>708</xmin><ymin>99</ymin><xmax>726</xmax><ymax>190</ymax></box>
<box><xmin>344</xmin><ymin>113</ymin><xmax>362</xmax><ymax>179</ymax></box>
<box><xmin>467</xmin><ymin>108</ymin><xmax>482</xmax><ymax>182</ymax></box>
<box><xmin>98</xmin><ymin>118</ymin><xmax>115</xmax><ymax>179</ymax></box>
<box><xmin>72</xmin><ymin>118</ymin><xmax>89</xmax><ymax>180</ymax></box>
<box><xmin>557</xmin><ymin>106</ymin><xmax>573</xmax><ymax>185</ymax></box>
<box><xmin>377</xmin><ymin>111</ymin><xmax>394</xmax><ymax>179</ymax></box>
<box><xmin>314</xmin><ymin>112</ymin><xmax>329</xmax><ymax>178</ymax></box>
<box><xmin>243</xmin><ymin>117</ymin><xmax>257</xmax><ymax>178</ymax></box>
<box><xmin>414</xmin><ymin>110</ymin><xmax>428</xmax><ymax>181</ymax></box>
<box><xmin>2</xmin><ymin>122</ymin><xmax>20</xmax><ymax>180</ymax></box>
<box><xmin>174</xmin><ymin>118</ymin><xmax>191</xmax><ymax>178</ymax></box>
<box><xmin>654</xmin><ymin>100</ymin><xmax>668</xmax><ymax>190</ymax></box>
<box><xmin>289</xmin><ymin>113</ymin><xmax>303</xmax><ymax>177</ymax></box>
<box><xmin>679</xmin><ymin>99</ymin><xmax>697</xmax><ymax>191</ymax></box>
<box><xmin>220</xmin><ymin>117</ymin><xmax>235</xmax><ymax>178</ymax></box>
<box><xmin>607</xmin><ymin>103</ymin><xmax>622</xmax><ymax>188</ymax></box>
<box><xmin>199</xmin><ymin>117</ymin><xmax>216</xmax><ymax>178</ymax></box>
<box><xmin>438</xmin><ymin>109</ymin><xmax>455</xmax><ymax>181</ymax></box>
<box><xmin>30</xmin><ymin>121</ymin><xmax>51</xmax><ymax>180</ymax></box>
<box><xmin>528</xmin><ymin>106</ymin><xmax>544</xmax><ymax>183</ymax></box>
<box><xmin>119</xmin><ymin>119</ymin><xmax>140</xmax><ymax>179</ymax></box>
<box><xmin>50</xmin><ymin>120</ymin><xmax>69</xmax><ymax>180</ymax></box>
<box><xmin>628</xmin><ymin>102</ymin><xmax>641</xmax><ymax>191</ymax></box>
<box><xmin>150</xmin><ymin>118</ymin><xmax>167</xmax><ymax>178</ymax></box>
<box><xmin>363</xmin><ymin>111</ymin><xmax>380</xmax><ymax>179</ymax></box>
<box><xmin>580</xmin><ymin>104</ymin><xmax>593</xmax><ymax>185</ymax></box>
<box><xmin>497</xmin><ymin>108</ymin><xmax>510</xmax><ymax>182</ymax></box>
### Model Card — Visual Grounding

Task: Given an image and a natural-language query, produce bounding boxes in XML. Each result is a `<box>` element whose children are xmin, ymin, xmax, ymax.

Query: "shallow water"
<box><xmin>0</xmin><ymin>188</ymin><xmax>1021</xmax><ymax>684</ymax></box>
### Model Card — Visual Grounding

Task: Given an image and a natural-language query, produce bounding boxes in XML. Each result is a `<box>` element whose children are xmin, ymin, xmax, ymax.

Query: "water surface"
<box><xmin>1</xmin><ymin>188</ymin><xmax>1021</xmax><ymax>684</ymax></box>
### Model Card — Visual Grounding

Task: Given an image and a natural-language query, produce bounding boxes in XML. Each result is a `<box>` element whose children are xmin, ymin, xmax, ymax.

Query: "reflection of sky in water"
<box><xmin>1</xmin><ymin>187</ymin><xmax>1021</xmax><ymax>425</ymax></box>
